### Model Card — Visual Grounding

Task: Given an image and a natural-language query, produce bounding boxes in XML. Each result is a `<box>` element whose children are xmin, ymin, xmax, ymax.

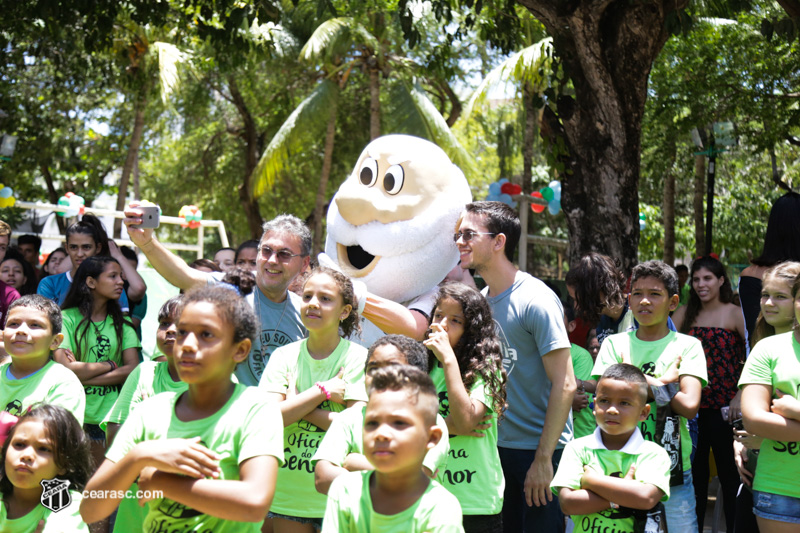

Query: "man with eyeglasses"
<box><xmin>456</xmin><ymin>201</ymin><xmax>576</xmax><ymax>533</ymax></box>
<box><xmin>124</xmin><ymin>204</ymin><xmax>309</xmax><ymax>386</ymax></box>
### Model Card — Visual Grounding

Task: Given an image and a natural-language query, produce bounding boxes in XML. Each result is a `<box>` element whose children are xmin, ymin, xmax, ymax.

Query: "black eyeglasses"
<box><xmin>453</xmin><ymin>231</ymin><xmax>497</xmax><ymax>243</ymax></box>
<box><xmin>260</xmin><ymin>246</ymin><xmax>302</xmax><ymax>262</ymax></box>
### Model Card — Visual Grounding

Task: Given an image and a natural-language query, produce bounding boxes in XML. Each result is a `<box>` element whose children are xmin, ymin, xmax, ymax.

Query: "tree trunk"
<box><xmin>693</xmin><ymin>154</ymin><xmax>705</xmax><ymax>257</ymax></box>
<box><xmin>520</xmin><ymin>0</ymin><xmax>687</xmax><ymax>275</ymax></box>
<box><xmin>521</xmin><ymin>82</ymin><xmax>535</xmax><ymax>193</ymax></box>
<box><xmin>40</xmin><ymin>164</ymin><xmax>65</xmax><ymax>234</ymax></box>
<box><xmin>133</xmin><ymin>156</ymin><xmax>140</xmax><ymax>201</ymax></box>
<box><xmin>314</xmin><ymin>99</ymin><xmax>339</xmax><ymax>256</ymax></box>
<box><xmin>368</xmin><ymin>66</ymin><xmax>380</xmax><ymax>141</ymax></box>
<box><xmin>114</xmin><ymin>93</ymin><xmax>146</xmax><ymax>238</ymax></box>
<box><xmin>663</xmin><ymin>153</ymin><xmax>676</xmax><ymax>266</ymax></box>
<box><xmin>229</xmin><ymin>76</ymin><xmax>264</xmax><ymax>239</ymax></box>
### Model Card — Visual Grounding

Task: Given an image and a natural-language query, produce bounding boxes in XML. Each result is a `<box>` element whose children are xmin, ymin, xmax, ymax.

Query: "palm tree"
<box><xmin>462</xmin><ymin>37</ymin><xmax>554</xmax><ymax>194</ymax></box>
<box><xmin>252</xmin><ymin>15</ymin><xmax>474</xmax><ymax>256</ymax></box>
<box><xmin>110</xmin><ymin>23</ymin><xmax>192</xmax><ymax>236</ymax></box>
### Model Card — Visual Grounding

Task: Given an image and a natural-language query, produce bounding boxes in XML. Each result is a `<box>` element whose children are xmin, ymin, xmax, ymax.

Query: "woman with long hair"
<box><xmin>674</xmin><ymin>255</ymin><xmax>746</xmax><ymax>532</ymax></box>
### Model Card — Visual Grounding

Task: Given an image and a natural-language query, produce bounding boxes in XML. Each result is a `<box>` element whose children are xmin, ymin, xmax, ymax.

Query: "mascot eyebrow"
<box><xmin>366</xmin><ymin>149</ymin><xmax>410</xmax><ymax>167</ymax></box>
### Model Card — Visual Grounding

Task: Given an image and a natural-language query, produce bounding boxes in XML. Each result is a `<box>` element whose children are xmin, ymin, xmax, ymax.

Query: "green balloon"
<box><xmin>540</xmin><ymin>187</ymin><xmax>554</xmax><ymax>202</ymax></box>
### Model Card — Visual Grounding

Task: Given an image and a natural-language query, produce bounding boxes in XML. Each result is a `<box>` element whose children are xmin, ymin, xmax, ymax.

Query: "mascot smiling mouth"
<box><xmin>337</xmin><ymin>243</ymin><xmax>380</xmax><ymax>277</ymax></box>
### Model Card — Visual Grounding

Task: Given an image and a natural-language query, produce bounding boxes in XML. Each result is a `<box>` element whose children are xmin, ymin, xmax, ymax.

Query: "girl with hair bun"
<box><xmin>37</xmin><ymin>214</ymin><xmax>146</xmax><ymax>311</ymax></box>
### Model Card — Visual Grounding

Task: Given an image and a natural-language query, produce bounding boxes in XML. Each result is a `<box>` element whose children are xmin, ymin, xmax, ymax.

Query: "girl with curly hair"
<box><xmin>259</xmin><ymin>266</ymin><xmax>368</xmax><ymax>533</ymax></box>
<box><xmin>424</xmin><ymin>281</ymin><xmax>507</xmax><ymax>532</ymax></box>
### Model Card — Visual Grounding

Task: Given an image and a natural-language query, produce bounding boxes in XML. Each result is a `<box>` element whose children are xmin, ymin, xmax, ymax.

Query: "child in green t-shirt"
<box><xmin>422</xmin><ymin>282</ymin><xmax>506</xmax><ymax>529</ymax></box>
<box><xmin>586</xmin><ymin>260</ymin><xmax>707</xmax><ymax>532</ymax></box>
<box><xmin>259</xmin><ymin>267</ymin><xmax>368</xmax><ymax>531</ymax></box>
<box><xmin>0</xmin><ymin>404</ymin><xmax>91</xmax><ymax>532</ymax></box>
<box><xmin>80</xmin><ymin>286</ymin><xmax>284</xmax><ymax>533</ymax></box>
<box><xmin>103</xmin><ymin>295</ymin><xmax>188</xmax><ymax>533</ymax></box>
<box><xmin>53</xmin><ymin>256</ymin><xmax>141</xmax><ymax>474</ymax></box>
<box><xmin>322</xmin><ymin>365</ymin><xmax>464</xmax><ymax>532</ymax></box>
<box><xmin>0</xmin><ymin>295</ymin><xmax>85</xmax><ymax>424</ymax></box>
<box><xmin>313</xmin><ymin>334</ymin><xmax>450</xmax><ymax>494</ymax></box>
<box><xmin>552</xmin><ymin>364</ymin><xmax>671</xmax><ymax>533</ymax></box>
<box><xmin>565</xmin><ymin>301</ymin><xmax>597</xmax><ymax>439</ymax></box>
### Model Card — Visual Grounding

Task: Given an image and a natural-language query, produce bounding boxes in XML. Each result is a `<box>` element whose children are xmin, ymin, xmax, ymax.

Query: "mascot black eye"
<box><xmin>383</xmin><ymin>165</ymin><xmax>404</xmax><ymax>195</ymax></box>
<box><xmin>359</xmin><ymin>158</ymin><xmax>378</xmax><ymax>187</ymax></box>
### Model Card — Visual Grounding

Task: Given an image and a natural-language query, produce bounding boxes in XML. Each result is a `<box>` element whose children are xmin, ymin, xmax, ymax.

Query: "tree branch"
<box><xmin>776</xmin><ymin>0</ymin><xmax>800</xmax><ymax>19</ymax></box>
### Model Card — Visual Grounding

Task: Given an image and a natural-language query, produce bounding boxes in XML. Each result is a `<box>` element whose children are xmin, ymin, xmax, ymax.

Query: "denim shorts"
<box><xmin>268</xmin><ymin>511</ymin><xmax>322</xmax><ymax>530</ymax></box>
<box><xmin>753</xmin><ymin>490</ymin><xmax>800</xmax><ymax>524</ymax></box>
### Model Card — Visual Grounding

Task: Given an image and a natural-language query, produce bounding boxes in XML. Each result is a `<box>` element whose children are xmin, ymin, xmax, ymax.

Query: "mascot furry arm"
<box><xmin>324</xmin><ymin>135</ymin><xmax>472</xmax><ymax>342</ymax></box>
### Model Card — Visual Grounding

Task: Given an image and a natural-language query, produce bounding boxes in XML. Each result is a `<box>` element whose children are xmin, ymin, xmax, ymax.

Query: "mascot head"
<box><xmin>325</xmin><ymin>135</ymin><xmax>472</xmax><ymax>303</ymax></box>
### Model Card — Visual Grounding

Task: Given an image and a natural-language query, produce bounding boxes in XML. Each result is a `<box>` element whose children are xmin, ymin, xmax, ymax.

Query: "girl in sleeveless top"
<box><xmin>674</xmin><ymin>255</ymin><xmax>746</xmax><ymax>532</ymax></box>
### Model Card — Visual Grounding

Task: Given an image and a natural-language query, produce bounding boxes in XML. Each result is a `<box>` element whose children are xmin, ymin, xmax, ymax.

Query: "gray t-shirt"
<box><xmin>207</xmin><ymin>273</ymin><xmax>306</xmax><ymax>386</ymax></box>
<box><xmin>484</xmin><ymin>271</ymin><xmax>572</xmax><ymax>450</ymax></box>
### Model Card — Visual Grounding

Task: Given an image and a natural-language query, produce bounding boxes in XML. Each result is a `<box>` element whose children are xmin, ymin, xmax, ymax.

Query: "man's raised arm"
<box><xmin>124</xmin><ymin>202</ymin><xmax>210</xmax><ymax>291</ymax></box>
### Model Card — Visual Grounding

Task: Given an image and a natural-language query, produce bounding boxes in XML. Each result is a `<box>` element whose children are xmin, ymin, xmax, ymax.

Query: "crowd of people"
<box><xmin>0</xmin><ymin>191</ymin><xmax>797</xmax><ymax>533</ymax></box>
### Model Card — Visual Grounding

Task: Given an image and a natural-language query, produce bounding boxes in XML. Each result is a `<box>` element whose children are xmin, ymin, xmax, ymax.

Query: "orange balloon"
<box><xmin>530</xmin><ymin>192</ymin><xmax>546</xmax><ymax>213</ymax></box>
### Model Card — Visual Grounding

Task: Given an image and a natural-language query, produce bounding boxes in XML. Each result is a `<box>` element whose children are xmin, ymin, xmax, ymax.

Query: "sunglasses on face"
<box><xmin>453</xmin><ymin>230</ymin><xmax>497</xmax><ymax>243</ymax></box>
<box><xmin>260</xmin><ymin>246</ymin><xmax>302</xmax><ymax>262</ymax></box>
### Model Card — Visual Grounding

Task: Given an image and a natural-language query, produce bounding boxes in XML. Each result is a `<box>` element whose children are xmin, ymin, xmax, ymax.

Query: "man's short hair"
<box><xmin>464</xmin><ymin>202</ymin><xmax>521</xmax><ymax>262</ymax></box>
<box><xmin>674</xmin><ymin>264</ymin><xmax>689</xmax><ymax>274</ymax></box>
<box><xmin>8</xmin><ymin>294</ymin><xmax>63</xmax><ymax>335</ymax></box>
<box><xmin>367</xmin><ymin>365</ymin><xmax>439</xmax><ymax>426</ymax></box>
<box><xmin>366</xmin><ymin>335</ymin><xmax>429</xmax><ymax>374</ymax></box>
<box><xmin>262</xmin><ymin>215</ymin><xmax>312</xmax><ymax>257</ymax></box>
<box><xmin>17</xmin><ymin>234</ymin><xmax>42</xmax><ymax>251</ymax></box>
<box><xmin>599</xmin><ymin>363</ymin><xmax>648</xmax><ymax>404</ymax></box>
<box><xmin>631</xmin><ymin>260</ymin><xmax>679</xmax><ymax>297</ymax></box>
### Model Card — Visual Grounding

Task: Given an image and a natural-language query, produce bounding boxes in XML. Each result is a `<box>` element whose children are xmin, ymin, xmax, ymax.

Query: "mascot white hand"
<box><xmin>325</xmin><ymin>134</ymin><xmax>472</xmax><ymax>345</ymax></box>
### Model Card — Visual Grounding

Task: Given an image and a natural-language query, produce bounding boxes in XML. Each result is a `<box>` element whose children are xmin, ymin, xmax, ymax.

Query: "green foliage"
<box><xmin>641</xmin><ymin>7</ymin><xmax>800</xmax><ymax>263</ymax></box>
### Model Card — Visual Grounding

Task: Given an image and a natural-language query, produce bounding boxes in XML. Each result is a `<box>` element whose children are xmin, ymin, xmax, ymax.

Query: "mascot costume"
<box><xmin>323</xmin><ymin>134</ymin><xmax>473</xmax><ymax>345</ymax></box>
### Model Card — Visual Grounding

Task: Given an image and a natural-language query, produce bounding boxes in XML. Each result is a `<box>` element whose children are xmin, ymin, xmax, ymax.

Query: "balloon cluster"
<box><xmin>485</xmin><ymin>179</ymin><xmax>521</xmax><ymax>208</ymax></box>
<box><xmin>57</xmin><ymin>192</ymin><xmax>85</xmax><ymax>217</ymax></box>
<box><xmin>0</xmin><ymin>185</ymin><xmax>14</xmax><ymax>208</ymax></box>
<box><xmin>531</xmin><ymin>180</ymin><xmax>562</xmax><ymax>215</ymax></box>
<box><xmin>179</xmin><ymin>205</ymin><xmax>203</xmax><ymax>229</ymax></box>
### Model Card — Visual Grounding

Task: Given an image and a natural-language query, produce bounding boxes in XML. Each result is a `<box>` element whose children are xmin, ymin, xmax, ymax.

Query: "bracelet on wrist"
<box><xmin>316</xmin><ymin>381</ymin><xmax>331</xmax><ymax>400</ymax></box>
<box><xmin>107</xmin><ymin>360</ymin><xmax>117</xmax><ymax>371</ymax></box>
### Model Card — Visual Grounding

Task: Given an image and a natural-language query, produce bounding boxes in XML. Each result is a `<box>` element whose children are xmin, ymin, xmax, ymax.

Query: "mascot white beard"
<box><xmin>324</xmin><ymin>134</ymin><xmax>472</xmax><ymax>343</ymax></box>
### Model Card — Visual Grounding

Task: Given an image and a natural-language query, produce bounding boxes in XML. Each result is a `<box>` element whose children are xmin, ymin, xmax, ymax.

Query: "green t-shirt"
<box><xmin>322</xmin><ymin>470</ymin><xmax>464</xmax><ymax>533</ymax></box>
<box><xmin>591</xmin><ymin>331</ymin><xmax>707</xmax><ymax>474</ymax></box>
<box><xmin>102</xmin><ymin>361</ymin><xmax>189</xmax><ymax>533</ymax></box>
<box><xmin>738</xmin><ymin>331</ymin><xmax>800</xmax><ymax>498</ymax></box>
<box><xmin>260</xmin><ymin>337</ymin><xmax>368</xmax><ymax>518</ymax></box>
<box><xmin>429</xmin><ymin>364</ymin><xmax>504</xmax><ymax>515</ymax></box>
<box><xmin>107</xmin><ymin>384</ymin><xmax>285</xmax><ymax>533</ymax></box>
<box><xmin>0</xmin><ymin>491</ymin><xmax>88</xmax><ymax>532</ymax></box>
<box><xmin>0</xmin><ymin>360</ymin><xmax>86</xmax><ymax>425</ymax></box>
<box><xmin>551</xmin><ymin>428</ymin><xmax>671</xmax><ymax>533</ymax></box>
<box><xmin>311</xmin><ymin>404</ymin><xmax>450</xmax><ymax>479</ymax></box>
<box><xmin>60</xmin><ymin>308</ymin><xmax>141</xmax><ymax>425</ymax></box>
<box><xmin>571</xmin><ymin>344</ymin><xmax>596</xmax><ymax>439</ymax></box>
<box><xmin>102</xmin><ymin>361</ymin><xmax>187</xmax><ymax>431</ymax></box>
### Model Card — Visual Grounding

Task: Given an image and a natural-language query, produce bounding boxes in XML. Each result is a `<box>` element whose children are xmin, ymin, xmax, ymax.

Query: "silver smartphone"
<box><xmin>138</xmin><ymin>206</ymin><xmax>160</xmax><ymax>229</ymax></box>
